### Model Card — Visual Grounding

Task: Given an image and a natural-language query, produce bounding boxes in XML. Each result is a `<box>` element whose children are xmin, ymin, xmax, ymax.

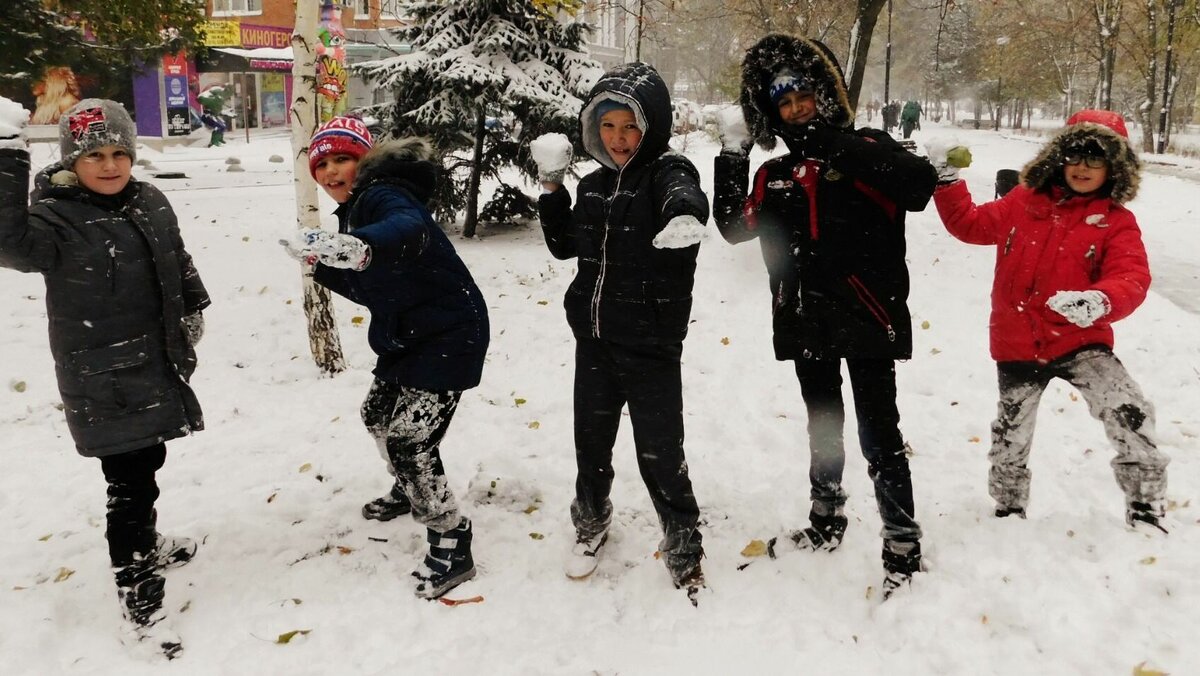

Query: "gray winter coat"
<box><xmin>0</xmin><ymin>149</ymin><xmax>209</xmax><ymax>457</ymax></box>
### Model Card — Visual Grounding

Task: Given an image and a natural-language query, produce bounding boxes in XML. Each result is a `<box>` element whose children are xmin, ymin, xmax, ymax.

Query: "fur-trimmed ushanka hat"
<box><xmin>1020</xmin><ymin>109</ymin><xmax>1141</xmax><ymax>203</ymax></box>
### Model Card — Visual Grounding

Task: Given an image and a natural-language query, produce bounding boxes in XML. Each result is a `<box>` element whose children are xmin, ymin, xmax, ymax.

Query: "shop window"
<box><xmin>212</xmin><ymin>0</ymin><xmax>263</xmax><ymax>16</ymax></box>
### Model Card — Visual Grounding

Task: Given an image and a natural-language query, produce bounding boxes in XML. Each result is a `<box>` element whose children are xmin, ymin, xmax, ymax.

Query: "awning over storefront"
<box><xmin>201</xmin><ymin>46</ymin><xmax>293</xmax><ymax>73</ymax></box>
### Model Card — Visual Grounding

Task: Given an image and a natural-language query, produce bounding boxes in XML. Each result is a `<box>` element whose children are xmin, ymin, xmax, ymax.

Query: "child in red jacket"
<box><xmin>930</xmin><ymin>110</ymin><xmax>1169</xmax><ymax>531</ymax></box>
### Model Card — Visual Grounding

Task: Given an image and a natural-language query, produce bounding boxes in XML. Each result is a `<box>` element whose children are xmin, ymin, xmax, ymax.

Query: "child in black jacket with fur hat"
<box><xmin>712</xmin><ymin>35</ymin><xmax>938</xmax><ymax>598</ymax></box>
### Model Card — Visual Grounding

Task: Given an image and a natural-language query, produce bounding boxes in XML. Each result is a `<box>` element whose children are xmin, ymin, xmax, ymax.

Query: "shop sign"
<box><xmin>202</xmin><ymin>20</ymin><xmax>242</xmax><ymax>47</ymax></box>
<box><xmin>241</xmin><ymin>24</ymin><xmax>293</xmax><ymax>49</ymax></box>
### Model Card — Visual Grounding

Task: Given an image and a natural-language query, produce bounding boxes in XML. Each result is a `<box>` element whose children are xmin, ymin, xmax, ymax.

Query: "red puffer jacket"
<box><xmin>934</xmin><ymin>180</ymin><xmax>1150</xmax><ymax>363</ymax></box>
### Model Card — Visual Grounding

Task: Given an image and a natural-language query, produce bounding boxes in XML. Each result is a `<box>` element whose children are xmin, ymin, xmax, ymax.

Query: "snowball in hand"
<box><xmin>0</xmin><ymin>96</ymin><xmax>30</xmax><ymax>138</ymax></box>
<box><xmin>716</xmin><ymin>107</ymin><xmax>751</xmax><ymax>150</ymax></box>
<box><xmin>530</xmin><ymin>133</ymin><xmax>572</xmax><ymax>174</ymax></box>
<box><xmin>924</xmin><ymin>136</ymin><xmax>972</xmax><ymax>168</ymax></box>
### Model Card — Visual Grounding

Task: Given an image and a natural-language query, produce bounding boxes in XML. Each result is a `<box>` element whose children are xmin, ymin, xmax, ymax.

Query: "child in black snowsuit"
<box><xmin>284</xmin><ymin>117</ymin><xmax>489</xmax><ymax>600</ymax></box>
<box><xmin>0</xmin><ymin>97</ymin><xmax>208</xmax><ymax>657</ymax></box>
<box><xmin>712</xmin><ymin>35</ymin><xmax>938</xmax><ymax>598</ymax></box>
<box><xmin>531</xmin><ymin>62</ymin><xmax>710</xmax><ymax>596</ymax></box>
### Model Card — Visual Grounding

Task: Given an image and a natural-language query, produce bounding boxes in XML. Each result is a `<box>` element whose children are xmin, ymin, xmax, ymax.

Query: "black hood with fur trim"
<box><xmin>350</xmin><ymin>136</ymin><xmax>438</xmax><ymax>205</ymax></box>
<box><xmin>1020</xmin><ymin>121</ymin><xmax>1141</xmax><ymax>204</ymax></box>
<box><xmin>579</xmin><ymin>61</ymin><xmax>672</xmax><ymax>171</ymax></box>
<box><xmin>740</xmin><ymin>34</ymin><xmax>855</xmax><ymax>151</ymax></box>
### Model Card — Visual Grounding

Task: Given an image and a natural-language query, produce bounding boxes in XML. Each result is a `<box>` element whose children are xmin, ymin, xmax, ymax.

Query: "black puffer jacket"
<box><xmin>0</xmin><ymin>149</ymin><xmax>209</xmax><ymax>457</ymax></box>
<box><xmin>537</xmin><ymin>62</ymin><xmax>709</xmax><ymax>345</ymax></box>
<box><xmin>713</xmin><ymin>35</ymin><xmax>937</xmax><ymax>361</ymax></box>
<box><xmin>313</xmin><ymin>138</ymin><xmax>489</xmax><ymax>392</ymax></box>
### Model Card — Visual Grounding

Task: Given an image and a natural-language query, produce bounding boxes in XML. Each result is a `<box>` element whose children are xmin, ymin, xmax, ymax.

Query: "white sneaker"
<box><xmin>565</xmin><ymin>530</ymin><xmax>608</xmax><ymax>580</ymax></box>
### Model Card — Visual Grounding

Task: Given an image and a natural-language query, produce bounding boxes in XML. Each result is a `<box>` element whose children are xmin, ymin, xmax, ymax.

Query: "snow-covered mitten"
<box><xmin>181</xmin><ymin>312</ymin><xmax>204</xmax><ymax>347</ymax></box>
<box><xmin>924</xmin><ymin>137</ymin><xmax>972</xmax><ymax>184</ymax></box>
<box><xmin>716</xmin><ymin>106</ymin><xmax>753</xmax><ymax>155</ymax></box>
<box><xmin>283</xmin><ymin>228</ymin><xmax>372</xmax><ymax>270</ymax></box>
<box><xmin>652</xmin><ymin>215</ymin><xmax>706</xmax><ymax>249</ymax></box>
<box><xmin>530</xmin><ymin>133</ymin><xmax>573</xmax><ymax>184</ymax></box>
<box><xmin>0</xmin><ymin>95</ymin><xmax>30</xmax><ymax>150</ymax></box>
<box><xmin>1046</xmin><ymin>290</ymin><xmax>1110</xmax><ymax>328</ymax></box>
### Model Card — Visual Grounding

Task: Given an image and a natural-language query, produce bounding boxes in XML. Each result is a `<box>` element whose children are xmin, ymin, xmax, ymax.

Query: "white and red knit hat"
<box><xmin>308</xmin><ymin>116</ymin><xmax>372</xmax><ymax>177</ymax></box>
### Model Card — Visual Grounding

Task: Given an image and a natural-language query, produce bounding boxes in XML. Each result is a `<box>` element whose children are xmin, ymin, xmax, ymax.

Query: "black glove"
<box><xmin>777</xmin><ymin>121</ymin><xmax>833</xmax><ymax>159</ymax></box>
<box><xmin>182</xmin><ymin>312</ymin><xmax>205</xmax><ymax>347</ymax></box>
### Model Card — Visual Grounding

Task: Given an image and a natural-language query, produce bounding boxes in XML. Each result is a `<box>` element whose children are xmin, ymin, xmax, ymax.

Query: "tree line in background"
<box><xmin>0</xmin><ymin>0</ymin><xmax>206</xmax><ymax>108</ymax></box>
<box><xmin>639</xmin><ymin>0</ymin><xmax>1198</xmax><ymax>152</ymax></box>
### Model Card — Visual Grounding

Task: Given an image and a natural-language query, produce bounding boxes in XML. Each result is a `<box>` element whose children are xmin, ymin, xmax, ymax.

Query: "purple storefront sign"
<box><xmin>132</xmin><ymin>68</ymin><xmax>162</xmax><ymax>137</ymax></box>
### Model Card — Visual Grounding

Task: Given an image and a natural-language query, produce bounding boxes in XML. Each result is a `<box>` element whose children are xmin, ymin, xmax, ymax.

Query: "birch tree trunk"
<box><xmin>290</xmin><ymin>0</ymin><xmax>346</xmax><ymax>375</ymax></box>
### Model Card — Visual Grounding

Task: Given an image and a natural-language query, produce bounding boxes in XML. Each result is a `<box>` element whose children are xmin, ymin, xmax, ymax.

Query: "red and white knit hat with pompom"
<box><xmin>308</xmin><ymin>116</ymin><xmax>372</xmax><ymax>177</ymax></box>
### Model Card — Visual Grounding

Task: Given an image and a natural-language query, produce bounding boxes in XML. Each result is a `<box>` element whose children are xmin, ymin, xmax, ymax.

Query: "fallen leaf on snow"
<box><xmin>276</xmin><ymin>629</ymin><xmax>311</xmax><ymax>644</ymax></box>
<box><xmin>298</xmin><ymin>463</ymin><xmax>312</xmax><ymax>473</ymax></box>
<box><xmin>53</xmin><ymin>567</ymin><xmax>74</xmax><ymax>583</ymax></box>
<box><xmin>740</xmin><ymin>539</ymin><xmax>768</xmax><ymax>557</ymax></box>
<box><xmin>1133</xmin><ymin>662</ymin><xmax>1169</xmax><ymax>676</ymax></box>
<box><xmin>438</xmin><ymin>595</ymin><xmax>484</xmax><ymax>607</ymax></box>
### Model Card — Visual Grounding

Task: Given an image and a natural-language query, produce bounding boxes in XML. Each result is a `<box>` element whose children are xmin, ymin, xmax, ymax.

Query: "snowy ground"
<box><xmin>2</xmin><ymin>121</ymin><xmax>1198</xmax><ymax>675</ymax></box>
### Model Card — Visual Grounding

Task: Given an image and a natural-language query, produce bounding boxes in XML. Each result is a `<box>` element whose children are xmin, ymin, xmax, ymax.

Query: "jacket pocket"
<box><xmin>66</xmin><ymin>336</ymin><xmax>168</xmax><ymax>417</ymax></box>
<box><xmin>69</xmin><ymin>336</ymin><xmax>151</xmax><ymax>376</ymax></box>
<box><xmin>846</xmin><ymin>275</ymin><xmax>896</xmax><ymax>342</ymax></box>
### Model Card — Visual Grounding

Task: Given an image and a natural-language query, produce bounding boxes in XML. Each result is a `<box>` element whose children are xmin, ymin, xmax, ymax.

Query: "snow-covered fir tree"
<box><xmin>359</xmin><ymin>0</ymin><xmax>603</xmax><ymax>236</ymax></box>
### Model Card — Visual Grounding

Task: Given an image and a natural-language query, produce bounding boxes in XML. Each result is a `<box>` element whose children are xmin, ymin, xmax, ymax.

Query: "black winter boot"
<box><xmin>116</xmin><ymin>560</ymin><xmax>182</xmax><ymax>659</ymax></box>
<box><xmin>362</xmin><ymin>483</ymin><xmax>412</xmax><ymax>522</ymax></box>
<box><xmin>1127</xmin><ymin>501</ymin><xmax>1168</xmax><ymax>534</ymax></box>
<box><xmin>789</xmin><ymin>508</ymin><xmax>848</xmax><ymax>552</ymax></box>
<box><xmin>153</xmin><ymin>534</ymin><xmax>197</xmax><ymax>571</ymax></box>
<box><xmin>413</xmin><ymin>517</ymin><xmax>476</xmax><ymax>599</ymax></box>
<box><xmin>880</xmin><ymin>540</ymin><xmax>922</xmax><ymax>601</ymax></box>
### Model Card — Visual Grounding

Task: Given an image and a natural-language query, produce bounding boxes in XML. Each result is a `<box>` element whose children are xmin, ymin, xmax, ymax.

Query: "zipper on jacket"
<box><xmin>591</xmin><ymin>170</ymin><xmax>624</xmax><ymax>337</ymax></box>
<box><xmin>1003</xmin><ymin>227</ymin><xmax>1015</xmax><ymax>256</ymax></box>
<box><xmin>1085</xmin><ymin>244</ymin><xmax>1099</xmax><ymax>282</ymax></box>
<box><xmin>847</xmin><ymin>275</ymin><xmax>896</xmax><ymax>342</ymax></box>
<box><xmin>106</xmin><ymin>240</ymin><xmax>117</xmax><ymax>292</ymax></box>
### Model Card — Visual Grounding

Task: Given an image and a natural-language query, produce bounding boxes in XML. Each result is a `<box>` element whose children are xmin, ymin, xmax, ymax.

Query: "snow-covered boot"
<box><xmin>788</xmin><ymin>508</ymin><xmax>848</xmax><ymax>552</ymax></box>
<box><xmin>564</xmin><ymin>528</ymin><xmax>608</xmax><ymax>580</ymax></box>
<box><xmin>362</xmin><ymin>483</ymin><xmax>411</xmax><ymax>522</ymax></box>
<box><xmin>116</xmin><ymin>561</ymin><xmax>182</xmax><ymax>659</ymax></box>
<box><xmin>994</xmin><ymin>506</ymin><xmax>1027</xmax><ymax>519</ymax></box>
<box><xmin>1127</xmin><ymin>501</ymin><xmax>1168</xmax><ymax>534</ymax></box>
<box><xmin>671</xmin><ymin>560</ymin><xmax>706</xmax><ymax>607</ymax></box>
<box><xmin>153</xmin><ymin>534</ymin><xmax>197</xmax><ymax>571</ymax></box>
<box><xmin>413</xmin><ymin>517</ymin><xmax>476</xmax><ymax>599</ymax></box>
<box><xmin>880</xmin><ymin>540</ymin><xmax>922</xmax><ymax>601</ymax></box>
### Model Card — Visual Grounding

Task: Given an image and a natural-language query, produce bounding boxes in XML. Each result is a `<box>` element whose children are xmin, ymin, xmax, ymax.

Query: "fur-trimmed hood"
<box><xmin>1020</xmin><ymin>109</ymin><xmax>1141</xmax><ymax>204</ymax></box>
<box><xmin>740</xmin><ymin>34</ymin><xmax>855</xmax><ymax>151</ymax></box>
<box><xmin>578</xmin><ymin>62</ymin><xmax>672</xmax><ymax>171</ymax></box>
<box><xmin>351</xmin><ymin>136</ymin><xmax>438</xmax><ymax>204</ymax></box>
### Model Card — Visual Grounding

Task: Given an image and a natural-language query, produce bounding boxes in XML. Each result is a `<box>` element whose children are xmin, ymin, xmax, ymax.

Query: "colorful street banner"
<box><xmin>316</xmin><ymin>1</ymin><xmax>348</xmax><ymax>122</ymax></box>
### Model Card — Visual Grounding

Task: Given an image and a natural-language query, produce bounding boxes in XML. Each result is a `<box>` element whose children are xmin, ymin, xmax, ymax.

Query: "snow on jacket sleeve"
<box><xmin>711</xmin><ymin>150</ymin><xmax>759</xmax><ymax>244</ymax></box>
<box><xmin>537</xmin><ymin>185</ymin><xmax>577</xmax><ymax>260</ymax></box>
<box><xmin>0</xmin><ymin>148</ymin><xmax>59</xmax><ymax>273</ymax></box>
<box><xmin>933</xmin><ymin>179</ymin><xmax>1017</xmax><ymax>246</ymax></box>
<box><xmin>651</xmin><ymin>154</ymin><xmax>708</xmax><ymax>229</ymax></box>
<box><xmin>1091</xmin><ymin>210</ymin><xmax>1151</xmax><ymax>323</ymax></box>
<box><xmin>819</xmin><ymin>127</ymin><xmax>937</xmax><ymax>212</ymax></box>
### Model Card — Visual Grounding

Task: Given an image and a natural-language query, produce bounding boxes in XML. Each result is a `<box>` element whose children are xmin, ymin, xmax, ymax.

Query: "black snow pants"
<box><xmin>571</xmin><ymin>337</ymin><xmax>703</xmax><ymax>577</ymax></box>
<box><xmin>99</xmin><ymin>443</ymin><xmax>166</xmax><ymax>569</ymax></box>
<box><xmin>794</xmin><ymin>357</ymin><xmax>922</xmax><ymax>545</ymax></box>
